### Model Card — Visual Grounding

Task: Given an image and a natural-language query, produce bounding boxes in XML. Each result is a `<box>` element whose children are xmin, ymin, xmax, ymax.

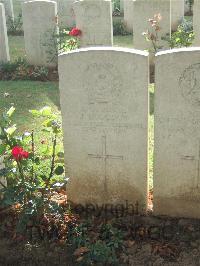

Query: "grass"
<box><xmin>0</xmin><ymin>81</ymin><xmax>60</xmax><ymax>131</ymax></box>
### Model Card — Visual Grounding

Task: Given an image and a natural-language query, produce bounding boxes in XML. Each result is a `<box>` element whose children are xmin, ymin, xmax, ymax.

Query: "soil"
<box><xmin>0</xmin><ymin>212</ymin><xmax>200</xmax><ymax>266</ymax></box>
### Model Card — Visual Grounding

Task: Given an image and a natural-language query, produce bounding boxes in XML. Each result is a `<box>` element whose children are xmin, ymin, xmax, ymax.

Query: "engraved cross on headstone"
<box><xmin>181</xmin><ymin>139</ymin><xmax>200</xmax><ymax>188</ymax></box>
<box><xmin>88</xmin><ymin>135</ymin><xmax>123</xmax><ymax>193</ymax></box>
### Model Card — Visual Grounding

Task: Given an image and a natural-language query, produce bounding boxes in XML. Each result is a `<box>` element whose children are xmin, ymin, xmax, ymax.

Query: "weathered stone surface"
<box><xmin>22</xmin><ymin>0</ymin><xmax>58</xmax><ymax>67</ymax></box>
<box><xmin>193</xmin><ymin>0</ymin><xmax>200</xmax><ymax>46</ymax></box>
<box><xmin>56</xmin><ymin>0</ymin><xmax>75</xmax><ymax>28</ymax></box>
<box><xmin>154</xmin><ymin>47</ymin><xmax>200</xmax><ymax>219</ymax></box>
<box><xmin>0</xmin><ymin>3</ymin><xmax>10</xmax><ymax>62</ymax></box>
<box><xmin>171</xmin><ymin>0</ymin><xmax>184</xmax><ymax>31</ymax></box>
<box><xmin>124</xmin><ymin>0</ymin><xmax>133</xmax><ymax>32</ymax></box>
<box><xmin>59</xmin><ymin>47</ymin><xmax>149</xmax><ymax>212</ymax></box>
<box><xmin>0</xmin><ymin>0</ymin><xmax>14</xmax><ymax>21</ymax></box>
<box><xmin>133</xmin><ymin>0</ymin><xmax>171</xmax><ymax>51</ymax></box>
<box><xmin>73</xmin><ymin>0</ymin><xmax>113</xmax><ymax>47</ymax></box>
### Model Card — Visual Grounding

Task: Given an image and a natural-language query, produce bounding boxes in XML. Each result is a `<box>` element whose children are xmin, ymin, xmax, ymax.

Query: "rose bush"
<box><xmin>0</xmin><ymin>106</ymin><xmax>67</xmax><ymax>234</ymax></box>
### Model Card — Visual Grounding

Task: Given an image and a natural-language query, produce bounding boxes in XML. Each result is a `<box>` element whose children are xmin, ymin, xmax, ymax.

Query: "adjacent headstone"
<box><xmin>193</xmin><ymin>0</ymin><xmax>200</xmax><ymax>46</ymax></box>
<box><xmin>0</xmin><ymin>3</ymin><xmax>10</xmax><ymax>62</ymax></box>
<box><xmin>22</xmin><ymin>0</ymin><xmax>58</xmax><ymax>67</ymax></box>
<box><xmin>73</xmin><ymin>0</ymin><xmax>113</xmax><ymax>47</ymax></box>
<box><xmin>124</xmin><ymin>0</ymin><xmax>133</xmax><ymax>32</ymax></box>
<box><xmin>171</xmin><ymin>0</ymin><xmax>184</xmax><ymax>31</ymax></box>
<box><xmin>56</xmin><ymin>0</ymin><xmax>75</xmax><ymax>28</ymax></box>
<box><xmin>133</xmin><ymin>0</ymin><xmax>171</xmax><ymax>51</ymax></box>
<box><xmin>59</xmin><ymin>47</ymin><xmax>149</xmax><ymax>211</ymax></box>
<box><xmin>0</xmin><ymin>0</ymin><xmax>14</xmax><ymax>21</ymax></box>
<box><xmin>154</xmin><ymin>47</ymin><xmax>200</xmax><ymax>219</ymax></box>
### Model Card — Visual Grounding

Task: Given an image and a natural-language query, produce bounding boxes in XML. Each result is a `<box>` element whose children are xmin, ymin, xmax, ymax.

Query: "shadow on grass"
<box><xmin>0</xmin><ymin>80</ymin><xmax>60</xmax><ymax>131</ymax></box>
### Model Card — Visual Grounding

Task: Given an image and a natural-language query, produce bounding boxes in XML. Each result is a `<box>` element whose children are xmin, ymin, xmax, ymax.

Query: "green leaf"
<box><xmin>54</xmin><ymin>165</ymin><xmax>64</xmax><ymax>175</ymax></box>
<box><xmin>5</xmin><ymin>125</ymin><xmax>17</xmax><ymax>136</ymax></box>
<box><xmin>0</xmin><ymin>144</ymin><xmax>6</xmax><ymax>155</ymax></box>
<box><xmin>6</xmin><ymin>106</ymin><xmax>15</xmax><ymax>117</ymax></box>
<box><xmin>29</xmin><ymin>109</ymin><xmax>41</xmax><ymax>117</ymax></box>
<box><xmin>40</xmin><ymin>106</ymin><xmax>52</xmax><ymax>116</ymax></box>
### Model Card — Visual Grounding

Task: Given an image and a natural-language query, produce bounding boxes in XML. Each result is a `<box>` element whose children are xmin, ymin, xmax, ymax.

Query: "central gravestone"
<box><xmin>59</xmin><ymin>47</ymin><xmax>149</xmax><ymax>211</ymax></box>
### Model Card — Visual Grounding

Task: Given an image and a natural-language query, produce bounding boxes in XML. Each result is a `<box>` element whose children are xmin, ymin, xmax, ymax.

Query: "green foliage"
<box><xmin>113</xmin><ymin>19</ymin><xmax>130</xmax><ymax>36</ymax></box>
<box><xmin>167</xmin><ymin>19</ymin><xmax>194</xmax><ymax>48</ymax></box>
<box><xmin>0</xmin><ymin>106</ymin><xmax>66</xmax><ymax>233</ymax></box>
<box><xmin>43</xmin><ymin>26</ymin><xmax>80</xmax><ymax>65</ymax></box>
<box><xmin>0</xmin><ymin>58</ymin><xmax>49</xmax><ymax>81</ymax></box>
<box><xmin>69</xmin><ymin>221</ymin><xmax>124</xmax><ymax>265</ymax></box>
<box><xmin>7</xmin><ymin>13</ymin><xmax>23</xmax><ymax>36</ymax></box>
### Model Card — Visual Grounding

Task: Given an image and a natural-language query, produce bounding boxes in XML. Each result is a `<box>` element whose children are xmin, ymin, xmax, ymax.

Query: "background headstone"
<box><xmin>124</xmin><ymin>0</ymin><xmax>133</xmax><ymax>32</ymax></box>
<box><xmin>22</xmin><ymin>0</ymin><xmax>58</xmax><ymax>67</ymax></box>
<box><xmin>154</xmin><ymin>48</ymin><xmax>200</xmax><ymax>219</ymax></box>
<box><xmin>0</xmin><ymin>3</ymin><xmax>10</xmax><ymax>62</ymax></box>
<box><xmin>0</xmin><ymin>0</ymin><xmax>14</xmax><ymax>21</ymax></box>
<box><xmin>133</xmin><ymin>0</ymin><xmax>171</xmax><ymax>50</ymax></box>
<box><xmin>56</xmin><ymin>0</ymin><xmax>75</xmax><ymax>28</ymax></box>
<box><xmin>73</xmin><ymin>0</ymin><xmax>113</xmax><ymax>47</ymax></box>
<box><xmin>171</xmin><ymin>0</ymin><xmax>184</xmax><ymax>31</ymax></box>
<box><xmin>59</xmin><ymin>47</ymin><xmax>149</xmax><ymax>211</ymax></box>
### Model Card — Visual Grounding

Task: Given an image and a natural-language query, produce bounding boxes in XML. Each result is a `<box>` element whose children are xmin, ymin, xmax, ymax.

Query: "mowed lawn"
<box><xmin>2</xmin><ymin>33</ymin><xmax>153</xmax><ymax>189</ymax></box>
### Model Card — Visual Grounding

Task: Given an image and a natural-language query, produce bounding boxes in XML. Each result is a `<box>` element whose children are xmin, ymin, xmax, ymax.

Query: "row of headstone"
<box><xmin>0</xmin><ymin>3</ymin><xmax>10</xmax><ymax>62</ymax></box>
<box><xmin>59</xmin><ymin>46</ymin><xmax>200</xmax><ymax>219</ymax></box>
<box><xmin>193</xmin><ymin>0</ymin><xmax>200</xmax><ymax>46</ymax></box>
<box><xmin>22</xmin><ymin>0</ymin><xmax>113</xmax><ymax>67</ymax></box>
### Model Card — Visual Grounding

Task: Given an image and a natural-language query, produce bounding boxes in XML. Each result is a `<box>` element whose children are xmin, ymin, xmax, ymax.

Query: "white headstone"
<box><xmin>133</xmin><ymin>0</ymin><xmax>171</xmax><ymax>51</ymax></box>
<box><xmin>171</xmin><ymin>0</ymin><xmax>184</xmax><ymax>31</ymax></box>
<box><xmin>22</xmin><ymin>0</ymin><xmax>58</xmax><ymax>67</ymax></box>
<box><xmin>0</xmin><ymin>0</ymin><xmax>14</xmax><ymax>21</ymax></box>
<box><xmin>59</xmin><ymin>47</ymin><xmax>149</xmax><ymax>211</ymax></box>
<box><xmin>56</xmin><ymin>0</ymin><xmax>75</xmax><ymax>28</ymax></box>
<box><xmin>193</xmin><ymin>0</ymin><xmax>200</xmax><ymax>46</ymax></box>
<box><xmin>0</xmin><ymin>3</ymin><xmax>10</xmax><ymax>62</ymax></box>
<box><xmin>124</xmin><ymin>0</ymin><xmax>133</xmax><ymax>32</ymax></box>
<box><xmin>154</xmin><ymin>48</ymin><xmax>200</xmax><ymax>219</ymax></box>
<box><xmin>73</xmin><ymin>0</ymin><xmax>113</xmax><ymax>47</ymax></box>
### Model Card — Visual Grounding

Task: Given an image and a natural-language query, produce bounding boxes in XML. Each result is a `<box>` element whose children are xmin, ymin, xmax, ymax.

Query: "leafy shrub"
<box><xmin>7</xmin><ymin>13</ymin><xmax>23</xmax><ymax>36</ymax></box>
<box><xmin>0</xmin><ymin>106</ymin><xmax>67</xmax><ymax>234</ymax></box>
<box><xmin>43</xmin><ymin>26</ymin><xmax>81</xmax><ymax>64</ymax></box>
<box><xmin>0</xmin><ymin>58</ymin><xmax>49</xmax><ymax>81</ymax></box>
<box><xmin>69</xmin><ymin>221</ymin><xmax>124</xmax><ymax>264</ymax></box>
<box><xmin>113</xmin><ymin>19</ymin><xmax>130</xmax><ymax>36</ymax></box>
<box><xmin>167</xmin><ymin>19</ymin><xmax>194</xmax><ymax>48</ymax></box>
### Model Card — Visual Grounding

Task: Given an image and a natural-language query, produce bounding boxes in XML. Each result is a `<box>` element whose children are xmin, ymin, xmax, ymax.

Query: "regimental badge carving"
<box><xmin>179</xmin><ymin>63</ymin><xmax>200</xmax><ymax>105</ymax></box>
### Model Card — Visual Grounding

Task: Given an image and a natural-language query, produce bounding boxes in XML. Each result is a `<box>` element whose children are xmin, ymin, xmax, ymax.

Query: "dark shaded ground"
<box><xmin>0</xmin><ymin>213</ymin><xmax>200</xmax><ymax>266</ymax></box>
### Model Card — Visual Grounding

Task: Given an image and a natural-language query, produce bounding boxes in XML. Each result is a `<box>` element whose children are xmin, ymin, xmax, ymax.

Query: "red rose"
<box><xmin>12</xmin><ymin>146</ymin><xmax>29</xmax><ymax>160</ymax></box>
<box><xmin>69</xmin><ymin>27</ymin><xmax>81</xmax><ymax>37</ymax></box>
<box><xmin>22</xmin><ymin>151</ymin><xmax>29</xmax><ymax>159</ymax></box>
